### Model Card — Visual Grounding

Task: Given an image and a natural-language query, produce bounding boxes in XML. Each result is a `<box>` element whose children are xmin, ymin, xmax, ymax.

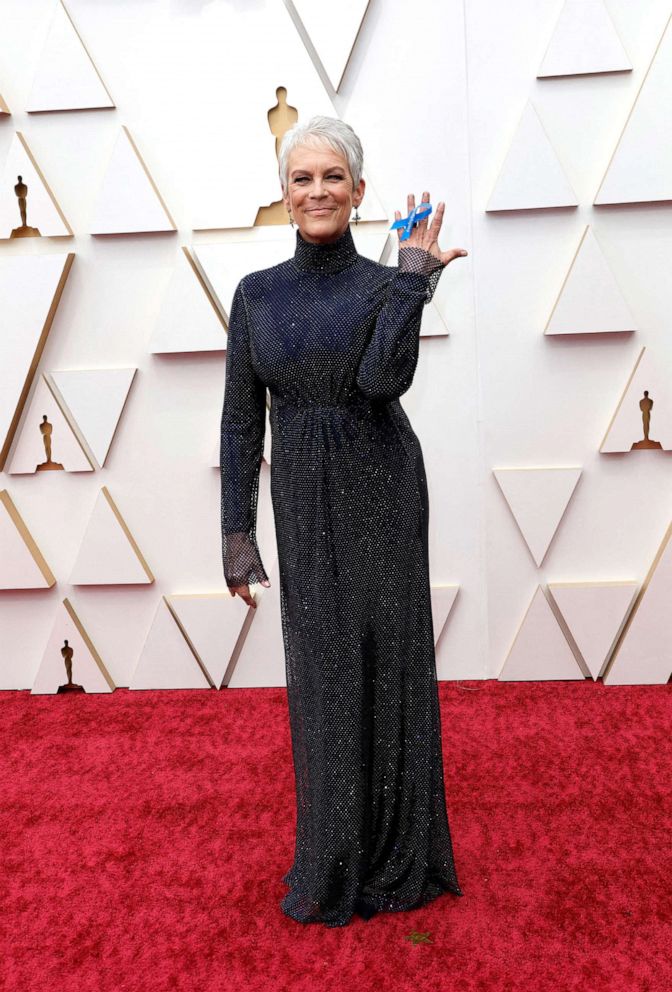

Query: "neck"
<box><xmin>292</xmin><ymin>224</ymin><xmax>359</xmax><ymax>274</ymax></box>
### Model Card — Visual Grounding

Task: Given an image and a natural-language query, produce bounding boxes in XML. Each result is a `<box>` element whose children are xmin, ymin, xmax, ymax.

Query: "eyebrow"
<box><xmin>290</xmin><ymin>166</ymin><xmax>345</xmax><ymax>176</ymax></box>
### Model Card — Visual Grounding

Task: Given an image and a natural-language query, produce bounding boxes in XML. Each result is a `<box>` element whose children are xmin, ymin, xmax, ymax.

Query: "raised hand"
<box><xmin>394</xmin><ymin>191</ymin><xmax>468</xmax><ymax>266</ymax></box>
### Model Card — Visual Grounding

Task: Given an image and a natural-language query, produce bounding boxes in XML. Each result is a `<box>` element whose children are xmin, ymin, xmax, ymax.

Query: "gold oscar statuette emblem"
<box><xmin>36</xmin><ymin>414</ymin><xmax>64</xmax><ymax>471</ymax></box>
<box><xmin>631</xmin><ymin>390</ymin><xmax>663</xmax><ymax>450</ymax></box>
<box><xmin>10</xmin><ymin>174</ymin><xmax>41</xmax><ymax>238</ymax></box>
<box><xmin>57</xmin><ymin>639</ymin><xmax>85</xmax><ymax>694</ymax></box>
<box><xmin>254</xmin><ymin>86</ymin><xmax>298</xmax><ymax>227</ymax></box>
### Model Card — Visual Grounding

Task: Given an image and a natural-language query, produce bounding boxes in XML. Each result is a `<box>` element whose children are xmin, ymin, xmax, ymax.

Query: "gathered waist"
<box><xmin>271</xmin><ymin>394</ymin><xmax>378</xmax><ymax>413</ymax></box>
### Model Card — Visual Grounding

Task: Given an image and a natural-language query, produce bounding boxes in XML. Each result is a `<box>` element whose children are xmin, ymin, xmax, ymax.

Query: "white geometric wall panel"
<box><xmin>486</xmin><ymin>101</ymin><xmax>578</xmax><ymax>212</ymax></box>
<box><xmin>26</xmin><ymin>0</ymin><xmax>115</xmax><ymax>113</ymax></box>
<box><xmin>544</xmin><ymin>226</ymin><xmax>637</xmax><ymax>335</ymax></box>
<box><xmin>89</xmin><ymin>125</ymin><xmax>176</xmax><ymax>234</ymax></box>
<box><xmin>166</xmin><ymin>593</ymin><xmax>253</xmax><ymax>689</ymax></box>
<box><xmin>188</xmin><ymin>0</ymin><xmax>385</xmax><ymax>229</ymax></box>
<box><xmin>493</xmin><ymin>467</ymin><xmax>582</xmax><ymax>567</ymax></box>
<box><xmin>129</xmin><ymin>597</ymin><xmax>211</xmax><ymax>690</ymax></box>
<box><xmin>537</xmin><ymin>0</ymin><xmax>631</xmax><ymax>78</ymax></box>
<box><xmin>594</xmin><ymin>12</ymin><xmax>672</xmax><ymax>205</ymax></box>
<box><xmin>499</xmin><ymin>585</ymin><xmax>585</xmax><ymax>681</ymax></box>
<box><xmin>149</xmin><ymin>248</ymin><xmax>226</xmax><ymax>354</ymax></box>
<box><xmin>430</xmin><ymin>584</ymin><xmax>459</xmax><ymax>647</ymax></box>
<box><xmin>32</xmin><ymin>599</ymin><xmax>115</xmax><ymax>695</ymax></box>
<box><xmin>0</xmin><ymin>490</ymin><xmax>56</xmax><ymax>590</ymax></box>
<box><xmin>547</xmin><ymin>581</ymin><xmax>639</xmax><ymax>680</ymax></box>
<box><xmin>0</xmin><ymin>132</ymin><xmax>73</xmax><ymax>238</ymax></box>
<box><xmin>7</xmin><ymin>374</ymin><xmax>93</xmax><ymax>474</ymax></box>
<box><xmin>0</xmin><ymin>252</ymin><xmax>74</xmax><ymax>470</ymax></box>
<box><xmin>69</xmin><ymin>486</ymin><xmax>154</xmax><ymax>585</ymax></box>
<box><xmin>603</xmin><ymin>522</ymin><xmax>672</xmax><ymax>685</ymax></box>
<box><xmin>227</xmin><ymin>558</ymin><xmax>285</xmax><ymax>688</ymax></box>
<box><xmin>48</xmin><ymin>368</ymin><xmax>136</xmax><ymax>468</ymax></box>
<box><xmin>289</xmin><ymin>0</ymin><xmax>370</xmax><ymax>91</ymax></box>
<box><xmin>600</xmin><ymin>347</ymin><xmax>672</xmax><ymax>452</ymax></box>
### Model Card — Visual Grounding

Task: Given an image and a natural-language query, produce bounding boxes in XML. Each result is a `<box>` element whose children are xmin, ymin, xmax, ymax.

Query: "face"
<box><xmin>282</xmin><ymin>141</ymin><xmax>365</xmax><ymax>244</ymax></box>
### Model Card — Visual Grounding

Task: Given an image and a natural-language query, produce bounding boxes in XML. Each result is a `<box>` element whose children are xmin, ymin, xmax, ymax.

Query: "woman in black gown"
<box><xmin>220</xmin><ymin>116</ymin><xmax>468</xmax><ymax>927</ymax></box>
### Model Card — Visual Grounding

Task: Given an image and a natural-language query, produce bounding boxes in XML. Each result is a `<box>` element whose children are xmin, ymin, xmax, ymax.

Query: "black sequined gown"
<box><xmin>220</xmin><ymin>224</ymin><xmax>463</xmax><ymax>927</ymax></box>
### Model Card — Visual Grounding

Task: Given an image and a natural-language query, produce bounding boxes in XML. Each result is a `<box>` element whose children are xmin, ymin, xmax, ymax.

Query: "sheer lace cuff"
<box><xmin>398</xmin><ymin>245</ymin><xmax>445</xmax><ymax>303</ymax></box>
<box><xmin>223</xmin><ymin>531</ymin><xmax>268</xmax><ymax>589</ymax></box>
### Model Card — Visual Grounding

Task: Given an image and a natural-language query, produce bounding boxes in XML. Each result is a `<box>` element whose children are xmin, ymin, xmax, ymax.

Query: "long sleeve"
<box><xmin>355</xmin><ymin>246</ymin><xmax>446</xmax><ymax>402</ymax></box>
<box><xmin>220</xmin><ymin>279</ymin><xmax>269</xmax><ymax>588</ymax></box>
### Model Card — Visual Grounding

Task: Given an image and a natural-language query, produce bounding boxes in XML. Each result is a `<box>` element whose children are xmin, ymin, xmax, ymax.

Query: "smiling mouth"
<box><xmin>307</xmin><ymin>208</ymin><xmax>333</xmax><ymax>213</ymax></box>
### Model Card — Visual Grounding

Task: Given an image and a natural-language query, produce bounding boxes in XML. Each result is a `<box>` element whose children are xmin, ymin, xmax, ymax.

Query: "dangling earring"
<box><xmin>353</xmin><ymin>205</ymin><xmax>360</xmax><ymax>225</ymax></box>
<box><xmin>288</xmin><ymin>212</ymin><xmax>294</xmax><ymax>228</ymax></box>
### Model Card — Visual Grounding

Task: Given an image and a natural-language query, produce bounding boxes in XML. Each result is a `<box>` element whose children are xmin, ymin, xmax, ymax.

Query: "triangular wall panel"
<box><xmin>430</xmin><ymin>584</ymin><xmax>459</xmax><ymax>647</ymax></box>
<box><xmin>499</xmin><ymin>585</ymin><xmax>585</xmax><ymax>681</ymax></box>
<box><xmin>129</xmin><ymin>596</ymin><xmax>212</xmax><ymax>690</ymax></box>
<box><xmin>486</xmin><ymin>101</ymin><xmax>578</xmax><ymax>211</ymax></box>
<box><xmin>0</xmin><ymin>132</ymin><xmax>72</xmax><ymax>238</ymax></box>
<box><xmin>69</xmin><ymin>487</ymin><xmax>154</xmax><ymax>585</ymax></box>
<box><xmin>48</xmin><ymin>367</ymin><xmax>136</xmax><ymax>468</ymax></box>
<box><xmin>600</xmin><ymin>347</ymin><xmax>672</xmax><ymax>452</ymax></box>
<box><xmin>32</xmin><ymin>598</ymin><xmax>115</xmax><ymax>694</ymax></box>
<box><xmin>544</xmin><ymin>225</ymin><xmax>637</xmax><ymax>335</ymax></box>
<box><xmin>0</xmin><ymin>252</ymin><xmax>74</xmax><ymax>470</ymax></box>
<box><xmin>26</xmin><ymin>0</ymin><xmax>115</xmax><ymax>112</ymax></box>
<box><xmin>6</xmin><ymin>374</ymin><xmax>93</xmax><ymax>474</ymax></box>
<box><xmin>289</xmin><ymin>0</ymin><xmax>371</xmax><ymax>91</ymax></box>
<box><xmin>595</xmin><ymin>12</ymin><xmax>672</xmax><ymax>205</ymax></box>
<box><xmin>538</xmin><ymin>0</ymin><xmax>632</xmax><ymax>78</ymax></box>
<box><xmin>167</xmin><ymin>592</ymin><xmax>253</xmax><ymax>689</ymax></box>
<box><xmin>149</xmin><ymin>248</ymin><xmax>226</xmax><ymax>354</ymax></box>
<box><xmin>89</xmin><ymin>125</ymin><xmax>176</xmax><ymax>234</ymax></box>
<box><xmin>548</xmin><ymin>581</ymin><xmax>639</xmax><ymax>679</ymax></box>
<box><xmin>0</xmin><ymin>490</ymin><xmax>56</xmax><ymax>589</ymax></box>
<box><xmin>603</xmin><ymin>522</ymin><xmax>672</xmax><ymax>684</ymax></box>
<box><xmin>493</xmin><ymin>467</ymin><xmax>582</xmax><ymax>566</ymax></box>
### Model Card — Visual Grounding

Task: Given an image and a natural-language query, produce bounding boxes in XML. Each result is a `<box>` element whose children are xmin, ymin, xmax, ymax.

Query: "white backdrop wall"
<box><xmin>0</xmin><ymin>0</ymin><xmax>669</xmax><ymax>689</ymax></box>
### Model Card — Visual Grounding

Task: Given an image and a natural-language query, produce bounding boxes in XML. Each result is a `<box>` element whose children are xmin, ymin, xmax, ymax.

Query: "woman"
<box><xmin>220</xmin><ymin>115</ymin><xmax>468</xmax><ymax>927</ymax></box>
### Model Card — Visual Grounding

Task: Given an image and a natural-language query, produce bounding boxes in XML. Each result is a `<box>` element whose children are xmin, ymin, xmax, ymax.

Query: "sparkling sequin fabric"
<box><xmin>220</xmin><ymin>224</ymin><xmax>463</xmax><ymax>926</ymax></box>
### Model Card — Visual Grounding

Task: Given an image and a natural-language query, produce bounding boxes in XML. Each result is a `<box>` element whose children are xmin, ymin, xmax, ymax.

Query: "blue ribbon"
<box><xmin>389</xmin><ymin>203</ymin><xmax>433</xmax><ymax>240</ymax></box>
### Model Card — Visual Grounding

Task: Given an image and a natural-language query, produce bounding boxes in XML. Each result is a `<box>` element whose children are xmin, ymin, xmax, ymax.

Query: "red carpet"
<box><xmin>2</xmin><ymin>678</ymin><xmax>670</xmax><ymax>992</ymax></box>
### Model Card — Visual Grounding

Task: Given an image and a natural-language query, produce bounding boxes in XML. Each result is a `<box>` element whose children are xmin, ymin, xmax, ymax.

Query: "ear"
<box><xmin>353</xmin><ymin>176</ymin><xmax>366</xmax><ymax>207</ymax></box>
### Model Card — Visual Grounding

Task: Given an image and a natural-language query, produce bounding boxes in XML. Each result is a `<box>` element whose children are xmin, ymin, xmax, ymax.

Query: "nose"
<box><xmin>309</xmin><ymin>179</ymin><xmax>328</xmax><ymax>199</ymax></box>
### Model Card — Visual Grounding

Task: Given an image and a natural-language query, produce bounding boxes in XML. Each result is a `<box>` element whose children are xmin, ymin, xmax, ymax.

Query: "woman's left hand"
<box><xmin>394</xmin><ymin>191</ymin><xmax>468</xmax><ymax>265</ymax></box>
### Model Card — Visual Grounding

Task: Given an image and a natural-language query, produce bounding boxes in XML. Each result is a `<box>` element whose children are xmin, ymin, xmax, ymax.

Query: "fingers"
<box><xmin>231</xmin><ymin>584</ymin><xmax>258</xmax><ymax>608</ymax></box>
<box><xmin>430</xmin><ymin>200</ymin><xmax>444</xmax><ymax>237</ymax></box>
<box><xmin>400</xmin><ymin>193</ymin><xmax>458</xmax><ymax>249</ymax></box>
<box><xmin>441</xmin><ymin>247</ymin><xmax>469</xmax><ymax>264</ymax></box>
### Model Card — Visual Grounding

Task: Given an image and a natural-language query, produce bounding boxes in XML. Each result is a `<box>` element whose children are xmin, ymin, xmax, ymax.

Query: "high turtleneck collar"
<box><xmin>292</xmin><ymin>224</ymin><xmax>359</xmax><ymax>274</ymax></box>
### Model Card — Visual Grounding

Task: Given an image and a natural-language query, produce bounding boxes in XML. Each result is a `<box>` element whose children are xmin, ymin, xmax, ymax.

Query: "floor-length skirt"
<box><xmin>271</xmin><ymin>396</ymin><xmax>463</xmax><ymax>927</ymax></box>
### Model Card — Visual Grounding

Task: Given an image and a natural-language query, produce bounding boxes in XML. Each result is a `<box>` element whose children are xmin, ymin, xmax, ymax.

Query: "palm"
<box><xmin>394</xmin><ymin>192</ymin><xmax>468</xmax><ymax>265</ymax></box>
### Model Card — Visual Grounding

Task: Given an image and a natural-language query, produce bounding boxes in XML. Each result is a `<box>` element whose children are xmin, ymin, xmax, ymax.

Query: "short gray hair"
<box><xmin>278</xmin><ymin>115</ymin><xmax>364</xmax><ymax>194</ymax></box>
